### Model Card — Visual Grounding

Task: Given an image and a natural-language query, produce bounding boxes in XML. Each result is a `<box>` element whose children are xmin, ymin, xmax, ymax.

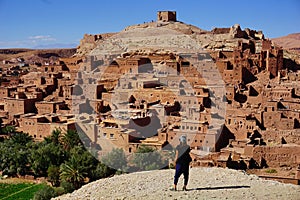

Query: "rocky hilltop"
<box><xmin>53</xmin><ymin>167</ymin><xmax>300</xmax><ymax>200</ymax></box>
<box><xmin>76</xmin><ymin>19</ymin><xmax>264</xmax><ymax>56</ymax></box>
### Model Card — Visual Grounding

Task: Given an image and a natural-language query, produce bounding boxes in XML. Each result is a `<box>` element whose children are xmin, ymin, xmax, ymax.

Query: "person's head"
<box><xmin>179</xmin><ymin>135</ymin><xmax>187</xmax><ymax>144</ymax></box>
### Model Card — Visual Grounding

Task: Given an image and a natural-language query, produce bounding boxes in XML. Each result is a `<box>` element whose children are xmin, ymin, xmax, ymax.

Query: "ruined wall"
<box><xmin>252</xmin><ymin>145</ymin><xmax>300</xmax><ymax>168</ymax></box>
<box><xmin>76</xmin><ymin>33</ymin><xmax>116</xmax><ymax>56</ymax></box>
<box><xmin>0</xmin><ymin>87</ymin><xmax>15</xmax><ymax>99</ymax></box>
<box><xmin>212</xmin><ymin>28</ymin><xmax>231</xmax><ymax>34</ymax></box>
<box><xmin>262</xmin><ymin>129</ymin><xmax>300</xmax><ymax>145</ymax></box>
<box><xmin>157</xmin><ymin>11</ymin><xmax>177</xmax><ymax>22</ymax></box>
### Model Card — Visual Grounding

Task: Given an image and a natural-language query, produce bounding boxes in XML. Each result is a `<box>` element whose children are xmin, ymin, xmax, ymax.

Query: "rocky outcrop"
<box><xmin>84</xmin><ymin>21</ymin><xmax>269</xmax><ymax>58</ymax></box>
<box><xmin>75</xmin><ymin>33</ymin><xmax>116</xmax><ymax>56</ymax></box>
<box><xmin>123</xmin><ymin>21</ymin><xmax>208</xmax><ymax>35</ymax></box>
<box><xmin>53</xmin><ymin>167</ymin><xmax>300</xmax><ymax>200</ymax></box>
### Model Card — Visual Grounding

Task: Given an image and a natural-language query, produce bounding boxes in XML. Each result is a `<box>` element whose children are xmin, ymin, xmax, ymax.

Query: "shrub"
<box><xmin>101</xmin><ymin>148</ymin><xmax>127</xmax><ymax>172</ymax></box>
<box><xmin>33</xmin><ymin>185</ymin><xmax>57</xmax><ymax>200</ymax></box>
<box><xmin>90</xmin><ymin>162</ymin><xmax>115</xmax><ymax>181</ymax></box>
<box><xmin>265</xmin><ymin>168</ymin><xmax>277</xmax><ymax>173</ymax></box>
<box><xmin>54</xmin><ymin>187</ymin><xmax>65</xmax><ymax>196</ymax></box>
<box><xmin>47</xmin><ymin>165</ymin><xmax>60</xmax><ymax>187</ymax></box>
<box><xmin>60</xmin><ymin>181</ymin><xmax>75</xmax><ymax>194</ymax></box>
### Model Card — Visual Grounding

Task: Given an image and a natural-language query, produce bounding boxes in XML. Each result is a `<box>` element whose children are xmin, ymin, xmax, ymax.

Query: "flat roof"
<box><xmin>36</xmin><ymin>101</ymin><xmax>64</xmax><ymax>104</ymax></box>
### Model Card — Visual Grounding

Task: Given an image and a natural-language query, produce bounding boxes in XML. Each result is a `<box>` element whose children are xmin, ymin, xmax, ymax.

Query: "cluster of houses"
<box><xmin>0</xmin><ymin>11</ymin><xmax>299</xmax><ymax>184</ymax></box>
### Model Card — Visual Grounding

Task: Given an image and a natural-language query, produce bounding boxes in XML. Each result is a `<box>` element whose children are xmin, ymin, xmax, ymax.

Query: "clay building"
<box><xmin>157</xmin><ymin>11</ymin><xmax>177</xmax><ymax>22</ymax></box>
<box><xmin>0</xmin><ymin>86</ymin><xmax>16</xmax><ymax>99</ymax></box>
<box><xmin>0</xmin><ymin>11</ymin><xmax>299</xmax><ymax>183</ymax></box>
<box><xmin>4</xmin><ymin>97</ymin><xmax>37</xmax><ymax>119</ymax></box>
<box><xmin>18</xmin><ymin>113</ymin><xmax>75</xmax><ymax>141</ymax></box>
<box><xmin>35</xmin><ymin>101</ymin><xmax>67</xmax><ymax>115</ymax></box>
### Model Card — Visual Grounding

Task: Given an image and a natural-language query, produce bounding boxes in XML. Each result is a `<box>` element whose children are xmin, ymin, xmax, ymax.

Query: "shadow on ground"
<box><xmin>188</xmin><ymin>185</ymin><xmax>250</xmax><ymax>191</ymax></box>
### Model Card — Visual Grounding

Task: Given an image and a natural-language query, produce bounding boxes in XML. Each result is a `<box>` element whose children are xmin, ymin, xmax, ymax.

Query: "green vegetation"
<box><xmin>0</xmin><ymin>128</ymin><xmax>174</xmax><ymax>199</ymax></box>
<box><xmin>33</xmin><ymin>185</ymin><xmax>57</xmax><ymax>200</ymax></box>
<box><xmin>101</xmin><ymin>148</ymin><xmax>127</xmax><ymax>172</ymax></box>
<box><xmin>47</xmin><ymin>165</ymin><xmax>60</xmax><ymax>187</ymax></box>
<box><xmin>0</xmin><ymin>128</ymin><xmax>116</xmax><ymax>199</ymax></box>
<box><xmin>0</xmin><ymin>183</ymin><xmax>45</xmax><ymax>200</ymax></box>
<box><xmin>131</xmin><ymin>145</ymin><xmax>166</xmax><ymax>171</ymax></box>
<box><xmin>265</xmin><ymin>168</ymin><xmax>277</xmax><ymax>173</ymax></box>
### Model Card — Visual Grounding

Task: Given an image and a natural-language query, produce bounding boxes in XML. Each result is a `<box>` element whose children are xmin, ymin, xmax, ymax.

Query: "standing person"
<box><xmin>172</xmin><ymin>135</ymin><xmax>192</xmax><ymax>191</ymax></box>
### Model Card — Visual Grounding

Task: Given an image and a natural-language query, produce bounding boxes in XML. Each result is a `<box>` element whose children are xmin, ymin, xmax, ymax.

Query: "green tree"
<box><xmin>44</xmin><ymin>128</ymin><xmax>61</xmax><ymax>145</ymax></box>
<box><xmin>10</xmin><ymin>132</ymin><xmax>33</xmax><ymax>145</ymax></box>
<box><xmin>0</xmin><ymin>135</ymin><xmax>32</xmax><ymax>176</ymax></box>
<box><xmin>61</xmin><ymin>130</ymin><xmax>81</xmax><ymax>151</ymax></box>
<box><xmin>30</xmin><ymin>142</ymin><xmax>66</xmax><ymax>176</ymax></box>
<box><xmin>69</xmin><ymin>145</ymin><xmax>99</xmax><ymax>179</ymax></box>
<box><xmin>1</xmin><ymin>125</ymin><xmax>17</xmax><ymax>135</ymax></box>
<box><xmin>33</xmin><ymin>185</ymin><xmax>57</xmax><ymax>200</ymax></box>
<box><xmin>60</xmin><ymin>181</ymin><xmax>75</xmax><ymax>193</ymax></box>
<box><xmin>101</xmin><ymin>148</ymin><xmax>127</xmax><ymax>172</ymax></box>
<box><xmin>89</xmin><ymin>162</ymin><xmax>115</xmax><ymax>181</ymax></box>
<box><xmin>47</xmin><ymin>165</ymin><xmax>60</xmax><ymax>187</ymax></box>
<box><xmin>131</xmin><ymin>145</ymin><xmax>163</xmax><ymax>171</ymax></box>
<box><xmin>60</xmin><ymin>156</ymin><xmax>87</xmax><ymax>189</ymax></box>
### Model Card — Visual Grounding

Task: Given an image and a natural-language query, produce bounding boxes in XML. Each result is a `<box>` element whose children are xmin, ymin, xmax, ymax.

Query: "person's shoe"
<box><xmin>182</xmin><ymin>186</ymin><xmax>187</xmax><ymax>191</ymax></box>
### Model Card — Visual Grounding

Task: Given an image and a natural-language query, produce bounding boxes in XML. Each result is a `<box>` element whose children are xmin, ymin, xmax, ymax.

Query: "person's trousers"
<box><xmin>174</xmin><ymin>163</ymin><xmax>189</xmax><ymax>185</ymax></box>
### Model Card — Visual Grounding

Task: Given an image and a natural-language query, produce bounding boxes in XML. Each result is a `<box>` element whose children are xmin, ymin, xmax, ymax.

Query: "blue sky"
<box><xmin>0</xmin><ymin>0</ymin><xmax>299</xmax><ymax>49</ymax></box>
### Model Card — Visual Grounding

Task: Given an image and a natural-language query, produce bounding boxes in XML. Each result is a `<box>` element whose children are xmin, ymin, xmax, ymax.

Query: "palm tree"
<box><xmin>51</xmin><ymin>128</ymin><xmax>61</xmax><ymax>145</ymax></box>
<box><xmin>60</xmin><ymin>156</ymin><xmax>87</xmax><ymax>189</ymax></box>
<box><xmin>44</xmin><ymin>129</ymin><xmax>61</xmax><ymax>145</ymax></box>
<box><xmin>2</xmin><ymin>126</ymin><xmax>17</xmax><ymax>135</ymax></box>
<box><xmin>10</xmin><ymin>132</ymin><xmax>33</xmax><ymax>146</ymax></box>
<box><xmin>61</xmin><ymin>130</ymin><xmax>81</xmax><ymax>151</ymax></box>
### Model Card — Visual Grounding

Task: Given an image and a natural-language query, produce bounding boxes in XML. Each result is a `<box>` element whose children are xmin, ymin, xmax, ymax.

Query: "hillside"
<box><xmin>53</xmin><ymin>167</ymin><xmax>300</xmax><ymax>200</ymax></box>
<box><xmin>273</xmin><ymin>33</ymin><xmax>300</xmax><ymax>64</ymax></box>
<box><xmin>273</xmin><ymin>33</ymin><xmax>300</xmax><ymax>51</ymax></box>
<box><xmin>0</xmin><ymin>48</ymin><xmax>76</xmax><ymax>63</ymax></box>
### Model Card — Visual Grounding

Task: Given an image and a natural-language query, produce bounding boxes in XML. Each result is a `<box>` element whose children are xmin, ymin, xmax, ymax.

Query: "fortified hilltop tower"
<box><xmin>157</xmin><ymin>11</ymin><xmax>177</xmax><ymax>22</ymax></box>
